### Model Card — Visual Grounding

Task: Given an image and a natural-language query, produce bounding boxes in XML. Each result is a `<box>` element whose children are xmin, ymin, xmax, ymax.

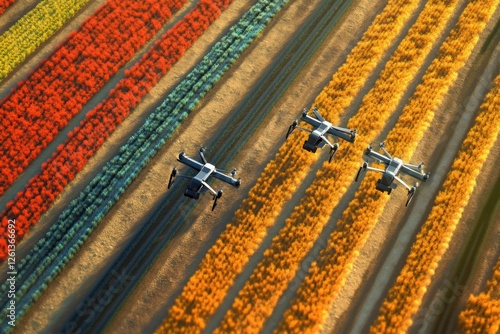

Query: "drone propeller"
<box><xmin>212</xmin><ymin>189</ymin><xmax>223</xmax><ymax>211</ymax></box>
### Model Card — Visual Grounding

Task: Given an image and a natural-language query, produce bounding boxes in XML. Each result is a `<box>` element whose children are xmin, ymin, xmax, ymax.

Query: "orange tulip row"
<box><xmin>156</xmin><ymin>0</ymin><xmax>424</xmax><ymax>332</ymax></box>
<box><xmin>216</xmin><ymin>0</ymin><xmax>466</xmax><ymax>332</ymax></box>
<box><xmin>458</xmin><ymin>256</ymin><xmax>500</xmax><ymax>332</ymax></box>
<box><xmin>371</xmin><ymin>70</ymin><xmax>500</xmax><ymax>332</ymax></box>
<box><xmin>277</xmin><ymin>0</ymin><xmax>499</xmax><ymax>332</ymax></box>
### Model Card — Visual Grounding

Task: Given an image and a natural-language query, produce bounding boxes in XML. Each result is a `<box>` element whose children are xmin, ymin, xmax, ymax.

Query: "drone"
<box><xmin>286</xmin><ymin>107</ymin><xmax>357</xmax><ymax>162</ymax></box>
<box><xmin>355</xmin><ymin>142</ymin><xmax>430</xmax><ymax>206</ymax></box>
<box><xmin>168</xmin><ymin>147</ymin><xmax>241</xmax><ymax>211</ymax></box>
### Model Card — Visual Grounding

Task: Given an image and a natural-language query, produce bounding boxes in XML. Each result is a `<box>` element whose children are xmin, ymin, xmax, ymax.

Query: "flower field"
<box><xmin>159</xmin><ymin>0</ymin><xmax>428</xmax><ymax>331</ymax></box>
<box><xmin>0</xmin><ymin>0</ymin><xmax>186</xmax><ymax>198</ymax></box>
<box><xmin>459</xmin><ymin>256</ymin><xmax>500</xmax><ymax>333</ymax></box>
<box><xmin>280</xmin><ymin>0</ymin><xmax>500</xmax><ymax>332</ymax></box>
<box><xmin>216</xmin><ymin>0</ymin><xmax>468</xmax><ymax>331</ymax></box>
<box><xmin>0</xmin><ymin>0</ymin><xmax>91</xmax><ymax>81</ymax></box>
<box><xmin>372</xmin><ymin>70</ymin><xmax>500</xmax><ymax>333</ymax></box>
<box><xmin>1</xmin><ymin>0</ymin><xmax>499</xmax><ymax>332</ymax></box>
<box><xmin>0</xmin><ymin>0</ymin><xmax>231</xmax><ymax>260</ymax></box>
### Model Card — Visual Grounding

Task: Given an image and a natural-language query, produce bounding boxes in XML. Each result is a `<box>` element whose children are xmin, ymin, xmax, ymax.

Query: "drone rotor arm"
<box><xmin>201</xmin><ymin>181</ymin><xmax>217</xmax><ymax>197</ymax></box>
<box><xmin>379</xmin><ymin>144</ymin><xmax>392</xmax><ymax>159</ymax></box>
<box><xmin>213</xmin><ymin>170</ymin><xmax>240</xmax><ymax>187</ymax></box>
<box><xmin>328</xmin><ymin>126</ymin><xmax>356</xmax><ymax>143</ymax></box>
<box><xmin>365</xmin><ymin>149</ymin><xmax>392</xmax><ymax>166</ymax></box>
<box><xmin>300</xmin><ymin>112</ymin><xmax>322</xmax><ymax>128</ymax></box>
<box><xmin>403</xmin><ymin>163</ymin><xmax>422</xmax><ymax>170</ymax></box>
<box><xmin>178</xmin><ymin>153</ymin><xmax>204</xmax><ymax>171</ymax></box>
<box><xmin>175</xmin><ymin>174</ymin><xmax>194</xmax><ymax>180</ymax></box>
<box><xmin>295</xmin><ymin>125</ymin><xmax>314</xmax><ymax>133</ymax></box>
<box><xmin>394</xmin><ymin>175</ymin><xmax>412</xmax><ymax>192</ymax></box>
<box><xmin>401</xmin><ymin>164</ymin><xmax>429</xmax><ymax>181</ymax></box>
<box><xmin>312</xmin><ymin>107</ymin><xmax>325</xmax><ymax>122</ymax></box>
<box><xmin>198</xmin><ymin>147</ymin><xmax>208</xmax><ymax>164</ymax></box>
<box><xmin>365</xmin><ymin>166</ymin><xmax>386</xmax><ymax>174</ymax></box>
<box><xmin>320</xmin><ymin>135</ymin><xmax>336</xmax><ymax>150</ymax></box>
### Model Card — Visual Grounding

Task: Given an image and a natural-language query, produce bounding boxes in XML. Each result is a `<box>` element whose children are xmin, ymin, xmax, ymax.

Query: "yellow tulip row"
<box><xmin>0</xmin><ymin>0</ymin><xmax>90</xmax><ymax>81</ymax></box>
<box><xmin>216</xmin><ymin>0</ymin><xmax>473</xmax><ymax>332</ymax></box>
<box><xmin>156</xmin><ymin>0</ymin><xmax>424</xmax><ymax>332</ymax></box>
<box><xmin>458</xmin><ymin>256</ymin><xmax>500</xmax><ymax>332</ymax></box>
<box><xmin>371</xmin><ymin>72</ymin><xmax>500</xmax><ymax>331</ymax></box>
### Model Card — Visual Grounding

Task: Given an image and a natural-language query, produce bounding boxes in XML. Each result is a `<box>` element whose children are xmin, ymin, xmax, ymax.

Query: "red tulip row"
<box><xmin>0</xmin><ymin>0</ymin><xmax>186</xmax><ymax>196</ymax></box>
<box><xmin>459</xmin><ymin>257</ymin><xmax>500</xmax><ymax>333</ymax></box>
<box><xmin>0</xmin><ymin>0</ymin><xmax>234</xmax><ymax>260</ymax></box>
<box><xmin>0</xmin><ymin>0</ymin><xmax>14</xmax><ymax>16</ymax></box>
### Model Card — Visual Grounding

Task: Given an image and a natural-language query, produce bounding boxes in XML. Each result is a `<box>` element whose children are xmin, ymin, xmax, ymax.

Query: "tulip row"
<box><xmin>458</xmin><ymin>294</ymin><xmax>500</xmax><ymax>334</ymax></box>
<box><xmin>0</xmin><ymin>0</ymin><xmax>15</xmax><ymax>16</ymax></box>
<box><xmin>0</xmin><ymin>0</ymin><xmax>287</xmax><ymax>328</ymax></box>
<box><xmin>215</xmin><ymin>0</ymin><xmax>466</xmax><ymax>331</ymax></box>
<box><xmin>371</xmin><ymin>64</ymin><xmax>500</xmax><ymax>332</ymax></box>
<box><xmin>459</xmin><ymin>257</ymin><xmax>500</xmax><ymax>333</ymax></box>
<box><xmin>0</xmin><ymin>0</ymin><xmax>226</xmax><ymax>259</ymax></box>
<box><xmin>278</xmin><ymin>0</ymin><xmax>499</xmax><ymax>332</ymax></box>
<box><xmin>160</xmin><ymin>0</ymin><xmax>425</xmax><ymax>331</ymax></box>
<box><xmin>0</xmin><ymin>0</ymin><xmax>186</xmax><ymax>197</ymax></box>
<box><xmin>0</xmin><ymin>0</ymin><xmax>90</xmax><ymax>81</ymax></box>
<box><xmin>279</xmin><ymin>1</ymin><xmax>494</xmax><ymax>331</ymax></box>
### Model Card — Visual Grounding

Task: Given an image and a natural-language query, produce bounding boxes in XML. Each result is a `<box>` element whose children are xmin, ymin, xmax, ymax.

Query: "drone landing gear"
<box><xmin>168</xmin><ymin>167</ymin><xmax>177</xmax><ymax>189</ymax></box>
<box><xmin>212</xmin><ymin>189</ymin><xmax>223</xmax><ymax>211</ymax></box>
<box><xmin>355</xmin><ymin>162</ymin><xmax>368</xmax><ymax>182</ymax></box>
<box><xmin>329</xmin><ymin>143</ymin><xmax>339</xmax><ymax>163</ymax></box>
<box><xmin>406</xmin><ymin>186</ymin><xmax>416</xmax><ymax>206</ymax></box>
<box><xmin>286</xmin><ymin>120</ymin><xmax>298</xmax><ymax>139</ymax></box>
